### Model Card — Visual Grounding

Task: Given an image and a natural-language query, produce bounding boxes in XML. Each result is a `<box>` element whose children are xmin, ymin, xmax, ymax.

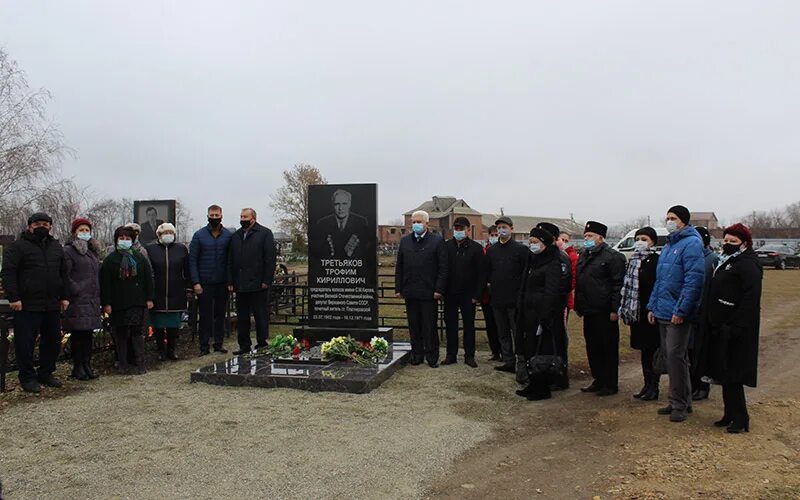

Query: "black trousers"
<box><xmin>198</xmin><ymin>283</ymin><xmax>229</xmax><ymax>349</ymax></box>
<box><xmin>405</xmin><ymin>299</ymin><xmax>439</xmax><ymax>363</ymax></box>
<box><xmin>444</xmin><ymin>295</ymin><xmax>476</xmax><ymax>358</ymax></box>
<box><xmin>236</xmin><ymin>289</ymin><xmax>270</xmax><ymax>350</ymax></box>
<box><xmin>481</xmin><ymin>303</ymin><xmax>500</xmax><ymax>356</ymax></box>
<box><xmin>112</xmin><ymin>325</ymin><xmax>145</xmax><ymax>372</ymax></box>
<box><xmin>722</xmin><ymin>383</ymin><xmax>748</xmax><ymax>422</ymax></box>
<box><xmin>492</xmin><ymin>305</ymin><xmax>517</xmax><ymax>362</ymax></box>
<box><xmin>13</xmin><ymin>310</ymin><xmax>61</xmax><ymax>383</ymax></box>
<box><xmin>69</xmin><ymin>330</ymin><xmax>94</xmax><ymax>365</ymax></box>
<box><xmin>640</xmin><ymin>347</ymin><xmax>657</xmax><ymax>384</ymax></box>
<box><xmin>583</xmin><ymin>313</ymin><xmax>620</xmax><ymax>390</ymax></box>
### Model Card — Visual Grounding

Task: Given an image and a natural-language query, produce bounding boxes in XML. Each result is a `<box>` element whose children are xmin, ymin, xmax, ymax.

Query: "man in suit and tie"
<box><xmin>315</xmin><ymin>189</ymin><xmax>369</xmax><ymax>259</ymax></box>
<box><xmin>139</xmin><ymin>206</ymin><xmax>165</xmax><ymax>245</ymax></box>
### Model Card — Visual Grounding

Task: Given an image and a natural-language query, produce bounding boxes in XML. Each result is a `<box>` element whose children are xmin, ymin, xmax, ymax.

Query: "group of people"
<box><xmin>394</xmin><ymin>205</ymin><xmax>762</xmax><ymax>433</ymax></box>
<box><xmin>1</xmin><ymin>205</ymin><xmax>277</xmax><ymax>393</ymax></box>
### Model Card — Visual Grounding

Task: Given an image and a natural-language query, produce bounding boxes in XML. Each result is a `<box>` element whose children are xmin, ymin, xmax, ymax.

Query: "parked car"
<box><xmin>613</xmin><ymin>227</ymin><xmax>670</xmax><ymax>260</ymax></box>
<box><xmin>755</xmin><ymin>244</ymin><xmax>800</xmax><ymax>270</ymax></box>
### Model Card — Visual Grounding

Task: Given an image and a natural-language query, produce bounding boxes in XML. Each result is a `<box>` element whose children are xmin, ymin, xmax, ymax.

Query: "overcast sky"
<box><xmin>1</xmin><ymin>1</ymin><xmax>798</xmax><ymax>229</ymax></box>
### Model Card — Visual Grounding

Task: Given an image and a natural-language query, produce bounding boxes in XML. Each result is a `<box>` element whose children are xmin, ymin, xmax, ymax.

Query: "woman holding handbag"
<box><xmin>515</xmin><ymin>227</ymin><xmax>568</xmax><ymax>401</ymax></box>
<box><xmin>705</xmin><ymin>223</ymin><xmax>762</xmax><ymax>434</ymax></box>
<box><xmin>619</xmin><ymin>227</ymin><xmax>661</xmax><ymax>400</ymax></box>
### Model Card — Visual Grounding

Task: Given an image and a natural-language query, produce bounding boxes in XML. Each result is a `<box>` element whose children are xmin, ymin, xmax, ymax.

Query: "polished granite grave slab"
<box><xmin>190</xmin><ymin>342</ymin><xmax>411</xmax><ymax>394</ymax></box>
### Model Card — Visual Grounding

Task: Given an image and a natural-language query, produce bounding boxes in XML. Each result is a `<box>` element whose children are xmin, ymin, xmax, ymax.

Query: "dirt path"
<box><xmin>427</xmin><ymin>271</ymin><xmax>800</xmax><ymax>499</ymax></box>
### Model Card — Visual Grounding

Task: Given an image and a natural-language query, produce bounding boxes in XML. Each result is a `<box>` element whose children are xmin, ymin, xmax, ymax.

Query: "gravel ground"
<box><xmin>0</xmin><ymin>348</ymin><xmax>509</xmax><ymax>499</ymax></box>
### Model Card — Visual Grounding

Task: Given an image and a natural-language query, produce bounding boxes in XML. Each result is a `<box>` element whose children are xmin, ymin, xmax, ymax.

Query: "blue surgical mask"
<box><xmin>77</xmin><ymin>232</ymin><xmax>92</xmax><ymax>242</ymax></box>
<box><xmin>583</xmin><ymin>239</ymin><xmax>596</xmax><ymax>249</ymax></box>
<box><xmin>529</xmin><ymin>243</ymin><xmax>544</xmax><ymax>254</ymax></box>
<box><xmin>453</xmin><ymin>230</ymin><xmax>466</xmax><ymax>241</ymax></box>
<box><xmin>498</xmin><ymin>228</ymin><xmax>511</xmax><ymax>239</ymax></box>
<box><xmin>666</xmin><ymin>220</ymin><xmax>679</xmax><ymax>233</ymax></box>
<box><xmin>117</xmin><ymin>240</ymin><xmax>133</xmax><ymax>251</ymax></box>
<box><xmin>412</xmin><ymin>222</ymin><xmax>425</xmax><ymax>235</ymax></box>
<box><xmin>160</xmin><ymin>234</ymin><xmax>175</xmax><ymax>245</ymax></box>
<box><xmin>489</xmin><ymin>236</ymin><xmax>499</xmax><ymax>245</ymax></box>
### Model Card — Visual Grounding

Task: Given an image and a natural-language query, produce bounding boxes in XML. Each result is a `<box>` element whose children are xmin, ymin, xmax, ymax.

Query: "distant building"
<box><xmin>378</xmin><ymin>225</ymin><xmax>407</xmax><ymax>244</ymax></box>
<box><xmin>401</xmin><ymin>196</ymin><xmax>583</xmax><ymax>242</ymax></box>
<box><xmin>692</xmin><ymin>212</ymin><xmax>719</xmax><ymax>231</ymax></box>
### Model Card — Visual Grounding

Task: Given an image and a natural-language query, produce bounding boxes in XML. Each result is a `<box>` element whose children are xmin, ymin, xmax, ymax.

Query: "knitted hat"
<box><xmin>668</xmin><ymin>205</ymin><xmax>691</xmax><ymax>225</ymax></box>
<box><xmin>529</xmin><ymin>227</ymin><xmax>554</xmax><ymax>246</ymax></box>
<box><xmin>723</xmin><ymin>223</ymin><xmax>752</xmax><ymax>247</ymax></box>
<box><xmin>156</xmin><ymin>222</ymin><xmax>177</xmax><ymax>235</ymax></box>
<box><xmin>584</xmin><ymin>221</ymin><xmax>608</xmax><ymax>238</ymax></box>
<box><xmin>535</xmin><ymin>222</ymin><xmax>560</xmax><ymax>240</ymax></box>
<box><xmin>695</xmin><ymin>226</ymin><xmax>712</xmax><ymax>247</ymax></box>
<box><xmin>71</xmin><ymin>217</ymin><xmax>92</xmax><ymax>234</ymax></box>
<box><xmin>634</xmin><ymin>226</ymin><xmax>658</xmax><ymax>245</ymax></box>
<box><xmin>28</xmin><ymin>212</ymin><xmax>52</xmax><ymax>225</ymax></box>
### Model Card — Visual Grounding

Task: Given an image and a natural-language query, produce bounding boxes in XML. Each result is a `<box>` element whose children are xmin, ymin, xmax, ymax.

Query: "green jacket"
<box><xmin>100</xmin><ymin>250</ymin><xmax>155</xmax><ymax>311</ymax></box>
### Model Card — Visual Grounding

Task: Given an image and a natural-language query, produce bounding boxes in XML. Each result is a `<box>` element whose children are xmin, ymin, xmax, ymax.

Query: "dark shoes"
<box><xmin>670</xmin><ymin>411</ymin><xmax>688</xmax><ymax>423</ymax></box>
<box><xmin>233</xmin><ymin>348</ymin><xmax>251</xmax><ymax>355</ymax></box>
<box><xmin>464</xmin><ymin>357</ymin><xmax>478</xmax><ymax>368</ymax></box>
<box><xmin>580</xmin><ymin>383</ymin><xmax>600</xmax><ymax>393</ymax></box>
<box><xmin>427</xmin><ymin>360</ymin><xmax>439</xmax><ymax>368</ymax></box>
<box><xmin>71</xmin><ymin>363</ymin><xmax>90</xmax><ymax>381</ymax></box>
<box><xmin>726</xmin><ymin>421</ymin><xmax>750</xmax><ymax>433</ymax></box>
<box><xmin>714</xmin><ymin>415</ymin><xmax>733</xmax><ymax>427</ymax></box>
<box><xmin>596</xmin><ymin>387</ymin><xmax>618</xmax><ymax>397</ymax></box>
<box><xmin>487</xmin><ymin>354</ymin><xmax>502</xmax><ymax>362</ymax></box>
<box><xmin>494</xmin><ymin>363</ymin><xmax>515</xmax><ymax>373</ymax></box>
<box><xmin>213</xmin><ymin>346</ymin><xmax>228</xmax><ymax>354</ymax></box>
<box><xmin>692</xmin><ymin>389</ymin><xmax>710</xmax><ymax>401</ymax></box>
<box><xmin>199</xmin><ymin>349</ymin><xmax>211</xmax><ymax>357</ymax></box>
<box><xmin>633</xmin><ymin>385</ymin><xmax>648</xmax><ymax>399</ymax></box>
<box><xmin>516</xmin><ymin>384</ymin><xmax>552</xmax><ymax>401</ymax></box>
<box><xmin>38</xmin><ymin>375</ymin><xmax>63</xmax><ymax>388</ymax></box>
<box><xmin>639</xmin><ymin>387</ymin><xmax>659</xmax><ymax>401</ymax></box>
<box><xmin>658</xmin><ymin>405</ymin><xmax>692</xmax><ymax>415</ymax></box>
<box><xmin>20</xmin><ymin>379</ymin><xmax>41</xmax><ymax>393</ymax></box>
<box><xmin>441</xmin><ymin>355</ymin><xmax>457</xmax><ymax>365</ymax></box>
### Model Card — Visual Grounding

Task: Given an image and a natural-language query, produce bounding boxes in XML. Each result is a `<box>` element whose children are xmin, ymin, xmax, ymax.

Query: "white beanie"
<box><xmin>156</xmin><ymin>222</ymin><xmax>176</xmax><ymax>235</ymax></box>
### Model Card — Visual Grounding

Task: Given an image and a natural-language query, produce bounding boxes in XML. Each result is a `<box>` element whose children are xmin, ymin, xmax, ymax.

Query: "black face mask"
<box><xmin>208</xmin><ymin>217</ymin><xmax>222</xmax><ymax>227</ymax></box>
<box><xmin>240</xmin><ymin>220</ymin><xmax>252</xmax><ymax>229</ymax></box>
<box><xmin>32</xmin><ymin>227</ymin><xmax>50</xmax><ymax>240</ymax></box>
<box><xmin>722</xmin><ymin>243</ymin><xmax>741</xmax><ymax>256</ymax></box>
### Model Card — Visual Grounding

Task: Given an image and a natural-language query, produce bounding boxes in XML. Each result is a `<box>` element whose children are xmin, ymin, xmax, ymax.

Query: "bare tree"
<box><xmin>607</xmin><ymin>216</ymin><xmax>651</xmax><ymax>239</ymax></box>
<box><xmin>786</xmin><ymin>201</ymin><xmax>800</xmax><ymax>228</ymax></box>
<box><xmin>175</xmin><ymin>198</ymin><xmax>194</xmax><ymax>242</ymax></box>
<box><xmin>0</xmin><ymin>48</ymin><xmax>70</xmax><ymax>233</ymax></box>
<box><xmin>269</xmin><ymin>164</ymin><xmax>326</xmax><ymax>242</ymax></box>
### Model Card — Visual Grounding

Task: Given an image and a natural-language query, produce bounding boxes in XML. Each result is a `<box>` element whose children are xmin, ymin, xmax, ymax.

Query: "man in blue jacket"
<box><xmin>395</xmin><ymin>210</ymin><xmax>448</xmax><ymax>368</ymax></box>
<box><xmin>189</xmin><ymin>204</ymin><xmax>234</xmax><ymax>356</ymax></box>
<box><xmin>647</xmin><ymin>205</ymin><xmax>705</xmax><ymax>422</ymax></box>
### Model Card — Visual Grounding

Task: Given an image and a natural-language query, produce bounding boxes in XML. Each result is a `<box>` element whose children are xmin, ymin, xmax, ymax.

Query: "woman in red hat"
<box><xmin>705</xmin><ymin>223</ymin><xmax>762</xmax><ymax>433</ymax></box>
<box><xmin>62</xmin><ymin>217</ymin><xmax>103</xmax><ymax>380</ymax></box>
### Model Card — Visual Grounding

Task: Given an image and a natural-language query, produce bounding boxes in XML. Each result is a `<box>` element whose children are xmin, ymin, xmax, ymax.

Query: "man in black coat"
<box><xmin>485</xmin><ymin>216</ymin><xmax>529</xmax><ymax>373</ymax></box>
<box><xmin>1</xmin><ymin>213</ymin><xmax>69</xmax><ymax>393</ymax></box>
<box><xmin>228</xmin><ymin>208</ymin><xmax>277</xmax><ymax>354</ymax></box>
<box><xmin>575</xmin><ymin>221</ymin><xmax>626</xmax><ymax>396</ymax></box>
<box><xmin>442</xmin><ymin>216</ymin><xmax>485</xmax><ymax>367</ymax></box>
<box><xmin>315</xmin><ymin>189</ymin><xmax>370</xmax><ymax>259</ymax></box>
<box><xmin>395</xmin><ymin>210</ymin><xmax>448</xmax><ymax>367</ymax></box>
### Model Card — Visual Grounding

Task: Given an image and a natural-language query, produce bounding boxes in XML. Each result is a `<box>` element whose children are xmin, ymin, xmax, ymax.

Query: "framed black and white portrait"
<box><xmin>133</xmin><ymin>200</ymin><xmax>176</xmax><ymax>245</ymax></box>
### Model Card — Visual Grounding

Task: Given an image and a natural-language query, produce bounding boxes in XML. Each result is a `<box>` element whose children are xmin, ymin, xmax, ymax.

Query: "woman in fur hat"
<box><xmin>62</xmin><ymin>218</ymin><xmax>103</xmax><ymax>380</ymax></box>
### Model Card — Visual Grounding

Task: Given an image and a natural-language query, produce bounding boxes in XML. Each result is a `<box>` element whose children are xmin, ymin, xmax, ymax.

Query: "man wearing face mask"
<box><xmin>189</xmin><ymin>204</ymin><xmax>234</xmax><ymax>356</ymax></box>
<box><xmin>647</xmin><ymin>205</ymin><xmax>705</xmax><ymax>422</ymax></box>
<box><xmin>1</xmin><ymin>212</ymin><xmax>69</xmax><ymax>393</ymax></box>
<box><xmin>575</xmin><ymin>221</ymin><xmax>626</xmax><ymax>396</ymax></box>
<box><xmin>395</xmin><ymin>210</ymin><xmax>448</xmax><ymax>367</ymax></box>
<box><xmin>228</xmin><ymin>208</ymin><xmax>277</xmax><ymax>354</ymax></box>
<box><xmin>481</xmin><ymin>226</ymin><xmax>501</xmax><ymax>361</ymax></box>
<box><xmin>442</xmin><ymin>217</ymin><xmax>484</xmax><ymax>367</ymax></box>
<box><xmin>485</xmin><ymin>216</ymin><xmax>529</xmax><ymax>374</ymax></box>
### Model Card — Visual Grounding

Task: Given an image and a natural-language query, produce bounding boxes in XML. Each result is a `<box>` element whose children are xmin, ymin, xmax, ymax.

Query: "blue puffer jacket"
<box><xmin>189</xmin><ymin>225</ymin><xmax>233</xmax><ymax>285</ymax></box>
<box><xmin>647</xmin><ymin>225</ymin><xmax>706</xmax><ymax>321</ymax></box>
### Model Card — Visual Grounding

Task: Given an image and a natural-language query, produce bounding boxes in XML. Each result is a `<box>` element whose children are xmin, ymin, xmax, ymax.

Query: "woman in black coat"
<box><xmin>62</xmin><ymin>218</ymin><xmax>103</xmax><ymax>380</ymax></box>
<box><xmin>146</xmin><ymin>223</ymin><xmax>190</xmax><ymax>361</ymax></box>
<box><xmin>705</xmin><ymin>223</ymin><xmax>762</xmax><ymax>434</ymax></box>
<box><xmin>619</xmin><ymin>227</ymin><xmax>661</xmax><ymax>401</ymax></box>
<box><xmin>100</xmin><ymin>226</ymin><xmax>154</xmax><ymax>374</ymax></box>
<box><xmin>515</xmin><ymin>228</ymin><xmax>567</xmax><ymax>401</ymax></box>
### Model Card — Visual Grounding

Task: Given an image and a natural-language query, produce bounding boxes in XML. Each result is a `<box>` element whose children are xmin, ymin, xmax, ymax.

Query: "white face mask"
<box><xmin>633</xmin><ymin>240</ymin><xmax>650</xmax><ymax>251</ymax></box>
<box><xmin>529</xmin><ymin>242</ymin><xmax>544</xmax><ymax>254</ymax></box>
<box><xmin>665</xmin><ymin>220</ymin><xmax>679</xmax><ymax>233</ymax></box>
<box><xmin>160</xmin><ymin>234</ymin><xmax>175</xmax><ymax>245</ymax></box>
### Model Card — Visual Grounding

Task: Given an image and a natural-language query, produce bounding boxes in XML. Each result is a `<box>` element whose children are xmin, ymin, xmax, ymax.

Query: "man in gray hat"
<box><xmin>485</xmin><ymin>216</ymin><xmax>529</xmax><ymax>374</ymax></box>
<box><xmin>1</xmin><ymin>212</ymin><xmax>69</xmax><ymax>393</ymax></box>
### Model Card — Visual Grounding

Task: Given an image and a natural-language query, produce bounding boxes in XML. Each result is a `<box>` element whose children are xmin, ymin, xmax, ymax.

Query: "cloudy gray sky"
<box><xmin>1</xmin><ymin>1</ymin><xmax>798</xmax><ymax>229</ymax></box>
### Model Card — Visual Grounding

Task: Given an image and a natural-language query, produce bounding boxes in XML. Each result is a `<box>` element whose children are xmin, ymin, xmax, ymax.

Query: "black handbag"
<box><xmin>527</xmin><ymin>325</ymin><xmax>566</xmax><ymax>377</ymax></box>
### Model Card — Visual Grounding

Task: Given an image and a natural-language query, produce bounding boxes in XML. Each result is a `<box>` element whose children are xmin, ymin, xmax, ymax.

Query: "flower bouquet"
<box><xmin>320</xmin><ymin>336</ymin><xmax>389</xmax><ymax>366</ymax></box>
